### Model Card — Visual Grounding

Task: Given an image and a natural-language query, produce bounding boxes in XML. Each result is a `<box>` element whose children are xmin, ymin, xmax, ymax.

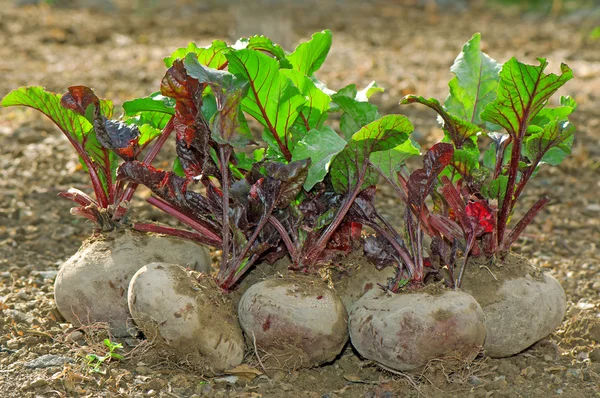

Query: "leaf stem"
<box><xmin>146</xmin><ymin>196</ymin><xmax>222</xmax><ymax>246</ymax></box>
<box><xmin>132</xmin><ymin>222</ymin><xmax>218</xmax><ymax>246</ymax></box>
<box><xmin>268</xmin><ymin>215</ymin><xmax>297</xmax><ymax>260</ymax></box>
<box><xmin>218</xmin><ymin>146</ymin><xmax>233</xmax><ymax>275</ymax></box>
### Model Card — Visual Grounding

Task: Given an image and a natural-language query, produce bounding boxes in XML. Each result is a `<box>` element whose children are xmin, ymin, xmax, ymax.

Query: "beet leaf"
<box><xmin>481</xmin><ymin>57</ymin><xmax>573</xmax><ymax>246</ymax></box>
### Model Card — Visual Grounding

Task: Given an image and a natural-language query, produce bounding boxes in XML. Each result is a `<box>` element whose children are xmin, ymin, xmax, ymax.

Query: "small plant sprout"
<box><xmin>86</xmin><ymin>339</ymin><xmax>124</xmax><ymax>373</ymax></box>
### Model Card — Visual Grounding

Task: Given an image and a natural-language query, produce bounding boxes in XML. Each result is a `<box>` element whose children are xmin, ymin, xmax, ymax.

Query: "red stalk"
<box><xmin>132</xmin><ymin>222</ymin><xmax>218</xmax><ymax>246</ymax></box>
<box><xmin>146</xmin><ymin>196</ymin><xmax>222</xmax><ymax>246</ymax></box>
<box><xmin>500</xmin><ymin>197</ymin><xmax>550</xmax><ymax>252</ymax></box>
<box><xmin>268</xmin><ymin>215</ymin><xmax>297</xmax><ymax>260</ymax></box>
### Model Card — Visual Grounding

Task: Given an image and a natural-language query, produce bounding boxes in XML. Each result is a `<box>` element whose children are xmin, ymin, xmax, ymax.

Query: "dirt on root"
<box><xmin>460</xmin><ymin>251</ymin><xmax>546</xmax><ymax>307</ymax></box>
<box><xmin>1</xmin><ymin>0</ymin><xmax>600</xmax><ymax>397</ymax></box>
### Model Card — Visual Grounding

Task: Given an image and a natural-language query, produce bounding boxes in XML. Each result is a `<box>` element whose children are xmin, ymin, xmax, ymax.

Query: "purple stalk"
<box><xmin>146</xmin><ymin>196</ymin><xmax>222</xmax><ymax>247</ymax></box>
<box><xmin>268</xmin><ymin>215</ymin><xmax>297</xmax><ymax>260</ymax></box>
<box><xmin>217</xmin><ymin>146</ymin><xmax>233</xmax><ymax>281</ymax></box>
<box><xmin>500</xmin><ymin>196</ymin><xmax>550</xmax><ymax>252</ymax></box>
<box><xmin>58</xmin><ymin>188</ymin><xmax>98</xmax><ymax>207</ymax></box>
<box><xmin>132</xmin><ymin>222</ymin><xmax>217</xmax><ymax>245</ymax></box>
<box><xmin>304</xmin><ymin>163</ymin><xmax>368</xmax><ymax>265</ymax></box>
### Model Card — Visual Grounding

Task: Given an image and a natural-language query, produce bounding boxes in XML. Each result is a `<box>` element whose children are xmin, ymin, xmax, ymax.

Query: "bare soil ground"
<box><xmin>0</xmin><ymin>1</ymin><xmax>599</xmax><ymax>397</ymax></box>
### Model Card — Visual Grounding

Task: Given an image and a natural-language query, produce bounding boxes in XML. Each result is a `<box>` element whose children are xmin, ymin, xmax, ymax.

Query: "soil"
<box><xmin>1</xmin><ymin>0</ymin><xmax>599</xmax><ymax>397</ymax></box>
<box><xmin>461</xmin><ymin>252</ymin><xmax>545</xmax><ymax>307</ymax></box>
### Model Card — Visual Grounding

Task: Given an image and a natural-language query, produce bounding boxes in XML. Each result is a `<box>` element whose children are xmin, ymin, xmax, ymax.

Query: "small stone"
<box><xmin>521</xmin><ymin>366</ymin><xmax>536</xmax><ymax>378</ymax></box>
<box><xmin>543</xmin><ymin>354</ymin><xmax>553</xmax><ymax>361</ymax></box>
<box><xmin>5</xmin><ymin>309</ymin><xmax>34</xmax><ymax>324</ymax></box>
<box><xmin>589</xmin><ymin>348</ymin><xmax>600</xmax><ymax>363</ymax></box>
<box><xmin>585</xmin><ymin>203</ymin><xmax>600</xmax><ymax>212</ymax></box>
<box><xmin>588</xmin><ymin>321</ymin><xmax>600</xmax><ymax>343</ymax></box>
<box><xmin>66</xmin><ymin>330</ymin><xmax>84</xmax><ymax>342</ymax></box>
<box><xmin>125</xmin><ymin>337</ymin><xmax>140</xmax><ymax>347</ymax></box>
<box><xmin>146</xmin><ymin>390</ymin><xmax>157</xmax><ymax>397</ymax></box>
<box><xmin>213</xmin><ymin>376</ymin><xmax>238</xmax><ymax>385</ymax></box>
<box><xmin>485</xmin><ymin>376</ymin><xmax>508</xmax><ymax>391</ymax></box>
<box><xmin>24</xmin><ymin>354</ymin><xmax>74</xmax><ymax>368</ymax></box>
<box><xmin>135</xmin><ymin>366</ymin><xmax>151</xmax><ymax>375</ymax></box>
<box><xmin>272</xmin><ymin>371</ymin><xmax>286</xmax><ymax>382</ymax></box>
<box><xmin>281</xmin><ymin>383</ymin><xmax>293</xmax><ymax>392</ymax></box>
<box><xmin>28</xmin><ymin>378</ymin><xmax>47</xmax><ymax>389</ymax></box>
<box><xmin>565</xmin><ymin>368</ymin><xmax>582</xmax><ymax>380</ymax></box>
<box><xmin>17</xmin><ymin>291</ymin><xmax>28</xmax><ymax>300</ymax></box>
<box><xmin>6</xmin><ymin>339</ymin><xmax>20</xmax><ymax>349</ymax></box>
<box><xmin>31</xmin><ymin>270</ymin><xmax>58</xmax><ymax>280</ymax></box>
<box><xmin>468</xmin><ymin>375</ymin><xmax>483</xmax><ymax>386</ymax></box>
<box><xmin>497</xmin><ymin>360</ymin><xmax>519</xmax><ymax>376</ymax></box>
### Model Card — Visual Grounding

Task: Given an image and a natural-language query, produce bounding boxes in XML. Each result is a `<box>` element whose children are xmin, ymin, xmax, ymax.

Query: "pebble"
<box><xmin>23</xmin><ymin>354</ymin><xmax>74</xmax><ymax>368</ymax></box>
<box><xmin>497</xmin><ymin>360</ymin><xmax>519</xmax><ymax>376</ymax></box>
<box><xmin>66</xmin><ymin>330</ymin><xmax>84</xmax><ymax>342</ymax></box>
<box><xmin>468</xmin><ymin>375</ymin><xmax>484</xmax><ymax>386</ymax></box>
<box><xmin>520</xmin><ymin>366</ymin><xmax>536</xmax><ymax>378</ymax></box>
<box><xmin>565</xmin><ymin>368</ymin><xmax>582</xmax><ymax>381</ymax></box>
<box><xmin>5</xmin><ymin>309</ymin><xmax>33</xmax><ymax>324</ymax></box>
<box><xmin>587</xmin><ymin>321</ymin><xmax>600</xmax><ymax>343</ymax></box>
<box><xmin>485</xmin><ymin>376</ymin><xmax>508</xmax><ymax>391</ymax></box>
<box><xmin>590</xmin><ymin>348</ymin><xmax>600</xmax><ymax>363</ymax></box>
<box><xmin>27</xmin><ymin>378</ymin><xmax>47</xmax><ymax>389</ymax></box>
<box><xmin>135</xmin><ymin>366</ymin><xmax>152</xmax><ymax>375</ymax></box>
<box><xmin>6</xmin><ymin>339</ymin><xmax>20</xmax><ymax>349</ymax></box>
<box><xmin>31</xmin><ymin>270</ymin><xmax>58</xmax><ymax>280</ymax></box>
<box><xmin>21</xmin><ymin>379</ymin><xmax>48</xmax><ymax>390</ymax></box>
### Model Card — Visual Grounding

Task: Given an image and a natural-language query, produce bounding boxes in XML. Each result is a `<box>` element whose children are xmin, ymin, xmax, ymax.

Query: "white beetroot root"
<box><xmin>349</xmin><ymin>287</ymin><xmax>486</xmax><ymax>372</ymax></box>
<box><xmin>128</xmin><ymin>263</ymin><xmax>245</xmax><ymax>373</ymax></box>
<box><xmin>461</xmin><ymin>252</ymin><xmax>567</xmax><ymax>358</ymax></box>
<box><xmin>237</xmin><ymin>276</ymin><xmax>348</xmax><ymax>370</ymax></box>
<box><xmin>54</xmin><ymin>229</ymin><xmax>211</xmax><ymax>337</ymax></box>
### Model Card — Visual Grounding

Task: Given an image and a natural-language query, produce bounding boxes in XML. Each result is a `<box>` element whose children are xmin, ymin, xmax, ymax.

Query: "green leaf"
<box><xmin>314</xmin><ymin>207</ymin><xmax>336</xmax><ymax>230</ymax></box>
<box><xmin>281</xmin><ymin>69</ymin><xmax>331</xmax><ymax>131</ymax></box>
<box><xmin>331</xmin><ymin>115</ymin><xmax>413</xmax><ymax>193</ymax></box>
<box><xmin>184</xmin><ymin>54</ymin><xmax>253</xmax><ymax>147</ymax></box>
<box><xmin>481</xmin><ymin>58</ymin><xmax>574</xmax><ymax>137</ymax></box>
<box><xmin>233</xmin><ymin>35</ymin><xmax>291</xmax><ymax>68</ymax></box>
<box><xmin>369</xmin><ymin>138</ymin><xmax>420</xmax><ymax>182</ymax></box>
<box><xmin>440</xmin><ymin>148</ymin><xmax>480</xmax><ymax>182</ymax></box>
<box><xmin>291</xmin><ymin>126</ymin><xmax>347</xmax><ymax>191</ymax></box>
<box><xmin>482</xmin><ymin>175</ymin><xmax>508</xmax><ymax>207</ymax></box>
<box><xmin>173</xmin><ymin>157</ymin><xmax>185</xmax><ymax>177</ymax></box>
<box><xmin>164</xmin><ymin>40</ymin><xmax>229</xmax><ymax>68</ymax></box>
<box><xmin>226</xmin><ymin>49</ymin><xmax>306</xmax><ymax>149</ymax></box>
<box><xmin>445</xmin><ymin>33</ymin><xmax>501</xmax><ymax>126</ymax></box>
<box><xmin>331</xmin><ymin>92</ymin><xmax>380</xmax><ymax>140</ymax></box>
<box><xmin>401</xmin><ymin>95</ymin><xmax>480</xmax><ymax>148</ymax></box>
<box><xmin>235</xmin><ymin>148</ymin><xmax>265</xmax><ymax>171</ymax></box>
<box><xmin>530</xmin><ymin>95</ymin><xmax>577</xmax><ymax>128</ymax></box>
<box><xmin>122</xmin><ymin>92</ymin><xmax>175</xmax><ymax>116</ymax></box>
<box><xmin>122</xmin><ymin>92</ymin><xmax>175</xmax><ymax>130</ymax></box>
<box><xmin>523</xmin><ymin>119</ymin><xmax>575</xmax><ymax>166</ymax></box>
<box><xmin>287</xmin><ymin>30</ymin><xmax>332</xmax><ymax>76</ymax></box>
<box><xmin>2</xmin><ymin>86</ymin><xmax>93</xmax><ymax>145</ymax></box>
<box><xmin>1</xmin><ymin>86</ymin><xmax>117</xmax><ymax>196</ymax></box>
<box><xmin>138</xmin><ymin>124</ymin><xmax>162</xmax><ymax>146</ymax></box>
